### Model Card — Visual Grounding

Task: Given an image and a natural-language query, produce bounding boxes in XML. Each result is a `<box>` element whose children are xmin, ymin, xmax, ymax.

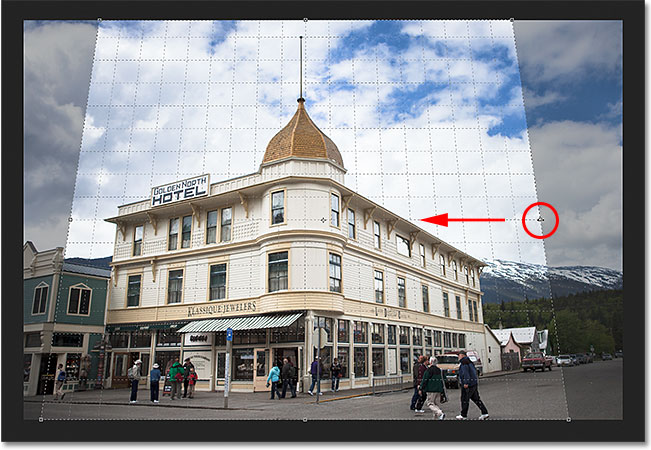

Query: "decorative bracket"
<box><xmin>150</xmin><ymin>259</ymin><xmax>157</xmax><ymax>283</ymax></box>
<box><xmin>477</xmin><ymin>266</ymin><xmax>485</xmax><ymax>276</ymax></box>
<box><xmin>238</xmin><ymin>192</ymin><xmax>249</xmax><ymax>218</ymax></box>
<box><xmin>409</xmin><ymin>231</ymin><xmax>420</xmax><ymax>250</ymax></box>
<box><xmin>363</xmin><ymin>206</ymin><xmax>377</xmax><ymax>229</ymax></box>
<box><xmin>146</xmin><ymin>212</ymin><xmax>158</xmax><ymax>235</ymax></box>
<box><xmin>112</xmin><ymin>268</ymin><xmax>118</xmax><ymax>287</ymax></box>
<box><xmin>431</xmin><ymin>242</ymin><xmax>442</xmax><ymax>259</ymax></box>
<box><xmin>447</xmin><ymin>250</ymin><xmax>457</xmax><ymax>266</ymax></box>
<box><xmin>341</xmin><ymin>194</ymin><xmax>354</xmax><ymax>214</ymax></box>
<box><xmin>190</xmin><ymin>203</ymin><xmax>201</xmax><ymax>227</ymax></box>
<box><xmin>116</xmin><ymin>221</ymin><xmax>127</xmax><ymax>241</ymax></box>
<box><xmin>386</xmin><ymin>219</ymin><xmax>398</xmax><ymax>240</ymax></box>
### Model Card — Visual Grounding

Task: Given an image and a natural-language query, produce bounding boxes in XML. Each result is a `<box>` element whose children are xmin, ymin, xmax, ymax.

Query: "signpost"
<box><xmin>312</xmin><ymin>323</ymin><xmax>327</xmax><ymax>404</ymax></box>
<box><xmin>224</xmin><ymin>327</ymin><xmax>233</xmax><ymax>408</ymax></box>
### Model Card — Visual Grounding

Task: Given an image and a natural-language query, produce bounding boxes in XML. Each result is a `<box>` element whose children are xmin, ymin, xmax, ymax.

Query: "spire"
<box><xmin>298</xmin><ymin>35</ymin><xmax>304</xmax><ymax>103</ymax></box>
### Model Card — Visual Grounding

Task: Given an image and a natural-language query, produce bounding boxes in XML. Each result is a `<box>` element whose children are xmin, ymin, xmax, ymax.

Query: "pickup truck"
<box><xmin>522</xmin><ymin>352</ymin><xmax>552</xmax><ymax>372</ymax></box>
<box><xmin>435</xmin><ymin>354</ymin><xmax>461</xmax><ymax>388</ymax></box>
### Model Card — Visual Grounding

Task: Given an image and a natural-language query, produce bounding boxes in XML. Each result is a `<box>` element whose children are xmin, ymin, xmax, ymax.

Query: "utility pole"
<box><xmin>224</xmin><ymin>327</ymin><xmax>233</xmax><ymax>408</ymax></box>
<box><xmin>316</xmin><ymin>319</ymin><xmax>321</xmax><ymax>404</ymax></box>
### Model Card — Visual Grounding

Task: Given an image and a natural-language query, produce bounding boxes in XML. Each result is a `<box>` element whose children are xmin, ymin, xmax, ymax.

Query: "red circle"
<box><xmin>522</xmin><ymin>202</ymin><xmax>559</xmax><ymax>239</ymax></box>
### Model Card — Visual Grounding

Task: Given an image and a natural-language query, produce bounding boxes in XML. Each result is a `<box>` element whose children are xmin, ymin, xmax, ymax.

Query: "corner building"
<box><xmin>105</xmin><ymin>98</ymin><xmax>488</xmax><ymax>393</ymax></box>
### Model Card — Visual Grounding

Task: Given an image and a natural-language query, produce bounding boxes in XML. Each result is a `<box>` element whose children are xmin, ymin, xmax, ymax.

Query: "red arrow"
<box><xmin>421</xmin><ymin>213</ymin><xmax>505</xmax><ymax>227</ymax></box>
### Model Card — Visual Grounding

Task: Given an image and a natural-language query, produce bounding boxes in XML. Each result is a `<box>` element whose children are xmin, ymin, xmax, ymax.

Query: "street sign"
<box><xmin>226</xmin><ymin>328</ymin><xmax>233</xmax><ymax>342</ymax></box>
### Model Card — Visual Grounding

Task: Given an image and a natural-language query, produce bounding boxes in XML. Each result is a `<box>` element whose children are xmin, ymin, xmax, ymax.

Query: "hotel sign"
<box><xmin>151</xmin><ymin>174</ymin><xmax>210</xmax><ymax>207</ymax></box>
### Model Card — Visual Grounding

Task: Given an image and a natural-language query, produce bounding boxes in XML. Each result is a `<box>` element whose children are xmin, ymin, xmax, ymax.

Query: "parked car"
<box><xmin>435</xmin><ymin>354</ymin><xmax>461</xmax><ymax>388</ymax></box>
<box><xmin>602</xmin><ymin>352</ymin><xmax>613</xmax><ymax>360</ymax></box>
<box><xmin>570</xmin><ymin>354</ymin><xmax>579</xmax><ymax>365</ymax></box>
<box><xmin>522</xmin><ymin>352</ymin><xmax>552</xmax><ymax>372</ymax></box>
<box><xmin>614</xmin><ymin>350</ymin><xmax>623</xmax><ymax>358</ymax></box>
<box><xmin>556</xmin><ymin>355</ymin><xmax>574</xmax><ymax>367</ymax></box>
<box><xmin>465</xmin><ymin>350</ymin><xmax>484</xmax><ymax>377</ymax></box>
<box><xmin>576</xmin><ymin>353</ymin><xmax>588</xmax><ymax>364</ymax></box>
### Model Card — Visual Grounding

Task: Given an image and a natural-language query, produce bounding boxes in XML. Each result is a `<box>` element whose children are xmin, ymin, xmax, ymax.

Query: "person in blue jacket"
<box><xmin>456</xmin><ymin>350</ymin><xmax>489</xmax><ymax>420</ymax></box>
<box><xmin>266</xmin><ymin>362</ymin><xmax>281</xmax><ymax>400</ymax></box>
<box><xmin>150</xmin><ymin>363</ymin><xmax>162</xmax><ymax>404</ymax></box>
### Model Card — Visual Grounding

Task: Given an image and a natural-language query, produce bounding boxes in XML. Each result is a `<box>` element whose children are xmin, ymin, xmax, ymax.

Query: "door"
<box><xmin>37</xmin><ymin>353</ymin><xmax>58</xmax><ymax>395</ymax></box>
<box><xmin>112</xmin><ymin>352</ymin><xmax>130</xmax><ymax>388</ymax></box>
<box><xmin>253</xmin><ymin>348</ymin><xmax>269</xmax><ymax>392</ymax></box>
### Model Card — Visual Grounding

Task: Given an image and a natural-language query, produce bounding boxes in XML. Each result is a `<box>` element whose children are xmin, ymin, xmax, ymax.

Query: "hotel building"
<box><xmin>104</xmin><ymin>97</ymin><xmax>490</xmax><ymax>392</ymax></box>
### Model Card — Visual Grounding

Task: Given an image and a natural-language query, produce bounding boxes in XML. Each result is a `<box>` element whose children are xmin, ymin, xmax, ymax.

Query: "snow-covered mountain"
<box><xmin>480</xmin><ymin>259</ymin><xmax>623</xmax><ymax>303</ymax></box>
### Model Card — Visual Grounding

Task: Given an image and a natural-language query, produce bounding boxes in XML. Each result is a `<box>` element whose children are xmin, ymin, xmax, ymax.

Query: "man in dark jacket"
<box><xmin>411</xmin><ymin>355</ymin><xmax>427</xmax><ymax>411</ymax></box>
<box><xmin>182</xmin><ymin>357</ymin><xmax>195</xmax><ymax>398</ymax></box>
<box><xmin>456</xmin><ymin>351</ymin><xmax>489</xmax><ymax>420</ymax></box>
<box><xmin>308</xmin><ymin>356</ymin><xmax>323</xmax><ymax>395</ymax></box>
<box><xmin>280</xmin><ymin>357</ymin><xmax>296</xmax><ymax>398</ymax></box>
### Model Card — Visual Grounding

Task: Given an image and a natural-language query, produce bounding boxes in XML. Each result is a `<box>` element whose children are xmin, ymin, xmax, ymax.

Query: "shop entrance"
<box><xmin>273</xmin><ymin>347</ymin><xmax>300</xmax><ymax>383</ymax></box>
<box><xmin>253</xmin><ymin>348</ymin><xmax>269</xmax><ymax>392</ymax></box>
<box><xmin>112</xmin><ymin>352</ymin><xmax>130</xmax><ymax>388</ymax></box>
<box><xmin>37</xmin><ymin>353</ymin><xmax>58</xmax><ymax>395</ymax></box>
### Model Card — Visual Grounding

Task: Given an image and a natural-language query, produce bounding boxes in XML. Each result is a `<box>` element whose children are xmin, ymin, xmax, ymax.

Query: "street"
<box><xmin>24</xmin><ymin>359</ymin><xmax>622</xmax><ymax>421</ymax></box>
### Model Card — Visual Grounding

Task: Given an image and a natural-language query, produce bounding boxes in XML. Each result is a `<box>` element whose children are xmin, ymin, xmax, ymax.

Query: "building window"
<box><xmin>65</xmin><ymin>353</ymin><xmax>81</xmax><ymax>380</ymax></box>
<box><xmin>314</xmin><ymin>317</ymin><xmax>333</xmax><ymax>342</ymax></box>
<box><xmin>52</xmin><ymin>333</ymin><xmax>83</xmax><ymax>347</ymax></box>
<box><xmin>133</xmin><ymin>225</ymin><xmax>143</xmax><ymax>256</ymax></box>
<box><xmin>270</xmin><ymin>321</ymin><xmax>304</xmax><ymax>344</ymax></box>
<box><xmin>399</xmin><ymin>326</ymin><xmax>410</xmax><ymax>346</ymax></box>
<box><xmin>397</xmin><ymin>277</ymin><xmax>406</xmax><ymax>308</ymax></box>
<box><xmin>374</xmin><ymin>270</ymin><xmax>384</xmax><ymax>303</ymax></box>
<box><xmin>373</xmin><ymin>221</ymin><xmax>381</xmax><ymax>249</ymax></box>
<box><xmin>387</xmin><ymin>325</ymin><xmax>396</xmax><ymax>345</ymax></box>
<box><xmin>422</xmin><ymin>284</ymin><xmax>429</xmax><ymax>313</ymax></box>
<box><xmin>353</xmin><ymin>321</ymin><xmax>368</xmax><ymax>343</ymax></box>
<box><xmin>471</xmin><ymin>269</ymin><xmax>476</xmax><ymax>287</ymax></box>
<box><xmin>372</xmin><ymin>348</ymin><xmax>385</xmax><ymax>376</ymax></box>
<box><xmin>329</xmin><ymin>253</ymin><xmax>342</xmax><ymax>293</ymax></box>
<box><xmin>443</xmin><ymin>332</ymin><xmax>452</xmax><ymax>348</ymax></box>
<box><xmin>473</xmin><ymin>300</ymin><xmax>479</xmax><ymax>322</ymax></box>
<box><xmin>459</xmin><ymin>334</ymin><xmax>466</xmax><ymax>349</ymax></box>
<box><xmin>371</xmin><ymin>323</ymin><xmax>384</xmax><ymax>344</ymax></box>
<box><xmin>232</xmin><ymin>348</ymin><xmax>254</xmax><ymax>381</ymax></box>
<box><xmin>338</xmin><ymin>319</ymin><xmax>349</xmax><ymax>343</ymax></box>
<box><xmin>25</xmin><ymin>333</ymin><xmax>41</xmax><ymax>347</ymax></box>
<box><xmin>443</xmin><ymin>292</ymin><xmax>450</xmax><ymax>317</ymax></box>
<box><xmin>168</xmin><ymin>218</ymin><xmax>179</xmax><ymax>250</ymax></box>
<box><xmin>68</xmin><ymin>284</ymin><xmax>91</xmax><ymax>315</ymax></box>
<box><xmin>209</xmin><ymin>264</ymin><xmax>227</xmax><ymax>300</ymax></box>
<box><xmin>206</xmin><ymin>210</ymin><xmax>218</xmax><ymax>244</ymax></box>
<box><xmin>271</xmin><ymin>190</ymin><xmax>284</xmax><ymax>225</ymax></box>
<box><xmin>452</xmin><ymin>260</ymin><xmax>458</xmax><ymax>280</ymax></box>
<box><xmin>347</xmin><ymin>209</ymin><xmax>356</xmax><ymax>239</ymax></box>
<box><xmin>425</xmin><ymin>330</ymin><xmax>432</xmax><ymax>347</ymax></box>
<box><xmin>127</xmin><ymin>275</ymin><xmax>141</xmax><ymax>307</ymax></box>
<box><xmin>268</xmin><ymin>251</ymin><xmax>289</xmax><ymax>292</ymax></box>
<box><xmin>354</xmin><ymin>347</ymin><xmax>368</xmax><ymax>378</ymax></box>
<box><xmin>396</xmin><ymin>235</ymin><xmax>411</xmax><ymax>257</ymax></box>
<box><xmin>130</xmin><ymin>331</ymin><xmax>151</xmax><ymax>348</ymax></box>
<box><xmin>440</xmin><ymin>254</ymin><xmax>446</xmax><ymax>276</ymax></box>
<box><xmin>167</xmin><ymin>269</ymin><xmax>183</xmax><ymax>304</ymax></box>
<box><xmin>452</xmin><ymin>333</ymin><xmax>458</xmax><ymax>348</ymax></box>
<box><xmin>181</xmin><ymin>215</ymin><xmax>192</xmax><ymax>248</ymax></box>
<box><xmin>220</xmin><ymin>207</ymin><xmax>232</xmax><ymax>242</ymax></box>
<box><xmin>413</xmin><ymin>328</ymin><xmax>423</xmax><ymax>347</ymax></box>
<box><xmin>468</xmin><ymin>299</ymin><xmax>474</xmax><ymax>322</ymax></box>
<box><xmin>338</xmin><ymin>347</ymin><xmax>349</xmax><ymax>378</ymax></box>
<box><xmin>419</xmin><ymin>243</ymin><xmax>426</xmax><ymax>267</ymax></box>
<box><xmin>434</xmin><ymin>330</ymin><xmax>442</xmax><ymax>348</ymax></box>
<box><xmin>464</xmin><ymin>266</ymin><xmax>470</xmax><ymax>284</ymax></box>
<box><xmin>400</xmin><ymin>349</ymin><xmax>410</xmax><ymax>374</ymax></box>
<box><xmin>456</xmin><ymin>295</ymin><xmax>462</xmax><ymax>320</ymax></box>
<box><xmin>330</xmin><ymin>193</ymin><xmax>340</xmax><ymax>227</ymax></box>
<box><xmin>32</xmin><ymin>284</ymin><xmax>48</xmax><ymax>315</ymax></box>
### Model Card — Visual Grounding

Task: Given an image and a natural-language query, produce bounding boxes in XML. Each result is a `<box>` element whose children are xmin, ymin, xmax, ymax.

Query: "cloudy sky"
<box><xmin>23</xmin><ymin>20</ymin><xmax>622</xmax><ymax>269</ymax></box>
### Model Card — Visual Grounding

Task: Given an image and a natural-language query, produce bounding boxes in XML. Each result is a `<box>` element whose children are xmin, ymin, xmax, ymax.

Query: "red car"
<box><xmin>522</xmin><ymin>352</ymin><xmax>552</xmax><ymax>372</ymax></box>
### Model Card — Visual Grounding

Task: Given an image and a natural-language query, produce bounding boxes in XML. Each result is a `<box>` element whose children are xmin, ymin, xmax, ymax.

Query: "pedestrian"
<box><xmin>419</xmin><ymin>356</ymin><xmax>446</xmax><ymax>420</ymax></box>
<box><xmin>168</xmin><ymin>357</ymin><xmax>184</xmax><ymax>400</ymax></box>
<box><xmin>280</xmin><ymin>357</ymin><xmax>296</xmax><ymax>398</ymax></box>
<box><xmin>128</xmin><ymin>359</ymin><xmax>142</xmax><ymax>403</ymax></box>
<box><xmin>456</xmin><ymin>350</ymin><xmax>489</xmax><ymax>420</ymax></box>
<box><xmin>150</xmin><ymin>363</ymin><xmax>161</xmax><ymax>403</ymax></box>
<box><xmin>187</xmin><ymin>367</ymin><xmax>198</xmax><ymax>398</ymax></box>
<box><xmin>308</xmin><ymin>356</ymin><xmax>323</xmax><ymax>396</ymax></box>
<box><xmin>53</xmin><ymin>363</ymin><xmax>66</xmax><ymax>401</ymax></box>
<box><xmin>411</xmin><ymin>355</ymin><xmax>427</xmax><ymax>411</ymax></box>
<box><xmin>331</xmin><ymin>357</ymin><xmax>342</xmax><ymax>392</ymax></box>
<box><xmin>182</xmin><ymin>357</ymin><xmax>195</xmax><ymax>398</ymax></box>
<box><xmin>288</xmin><ymin>356</ymin><xmax>298</xmax><ymax>396</ymax></box>
<box><xmin>266</xmin><ymin>362</ymin><xmax>281</xmax><ymax>400</ymax></box>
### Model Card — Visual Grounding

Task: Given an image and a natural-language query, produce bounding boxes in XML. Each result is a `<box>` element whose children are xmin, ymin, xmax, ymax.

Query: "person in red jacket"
<box><xmin>186</xmin><ymin>367</ymin><xmax>198</xmax><ymax>398</ymax></box>
<box><xmin>411</xmin><ymin>355</ymin><xmax>428</xmax><ymax>412</ymax></box>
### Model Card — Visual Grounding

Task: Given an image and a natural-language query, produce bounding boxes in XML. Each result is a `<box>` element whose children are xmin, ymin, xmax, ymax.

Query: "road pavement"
<box><xmin>24</xmin><ymin>359</ymin><xmax>622</xmax><ymax>421</ymax></box>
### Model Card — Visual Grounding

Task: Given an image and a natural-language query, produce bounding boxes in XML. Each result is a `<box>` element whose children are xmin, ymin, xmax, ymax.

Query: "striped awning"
<box><xmin>177</xmin><ymin>313</ymin><xmax>303</xmax><ymax>333</ymax></box>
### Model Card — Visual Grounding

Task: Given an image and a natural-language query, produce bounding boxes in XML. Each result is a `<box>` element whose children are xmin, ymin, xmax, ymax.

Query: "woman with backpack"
<box><xmin>168</xmin><ymin>357</ymin><xmax>184</xmax><ymax>400</ymax></box>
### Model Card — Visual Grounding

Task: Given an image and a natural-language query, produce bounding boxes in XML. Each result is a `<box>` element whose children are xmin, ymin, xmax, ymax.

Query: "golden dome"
<box><xmin>262</xmin><ymin>98</ymin><xmax>344</xmax><ymax>168</ymax></box>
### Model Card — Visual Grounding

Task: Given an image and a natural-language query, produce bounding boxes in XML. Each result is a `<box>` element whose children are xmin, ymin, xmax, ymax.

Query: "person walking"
<box><xmin>288</xmin><ymin>356</ymin><xmax>298</xmax><ymax>397</ymax></box>
<box><xmin>280</xmin><ymin>357</ymin><xmax>296</xmax><ymax>398</ymax></box>
<box><xmin>150</xmin><ymin>363</ymin><xmax>161</xmax><ymax>403</ymax></box>
<box><xmin>128</xmin><ymin>359</ymin><xmax>142</xmax><ymax>403</ymax></box>
<box><xmin>182</xmin><ymin>357</ymin><xmax>195</xmax><ymax>398</ymax></box>
<box><xmin>411</xmin><ymin>355</ymin><xmax>427</xmax><ymax>411</ymax></box>
<box><xmin>456</xmin><ymin>350</ymin><xmax>489</xmax><ymax>420</ymax></box>
<box><xmin>186</xmin><ymin>367</ymin><xmax>198</xmax><ymax>398</ymax></box>
<box><xmin>308</xmin><ymin>356</ymin><xmax>323</xmax><ymax>395</ymax></box>
<box><xmin>266</xmin><ymin>362</ymin><xmax>281</xmax><ymax>400</ymax></box>
<box><xmin>53</xmin><ymin>364</ymin><xmax>66</xmax><ymax>401</ymax></box>
<box><xmin>168</xmin><ymin>357</ymin><xmax>184</xmax><ymax>400</ymax></box>
<box><xmin>331</xmin><ymin>357</ymin><xmax>342</xmax><ymax>392</ymax></box>
<box><xmin>419</xmin><ymin>356</ymin><xmax>446</xmax><ymax>420</ymax></box>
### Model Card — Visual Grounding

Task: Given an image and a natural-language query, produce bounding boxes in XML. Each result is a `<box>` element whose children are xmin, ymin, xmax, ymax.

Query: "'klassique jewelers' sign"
<box><xmin>151</xmin><ymin>174</ymin><xmax>210</xmax><ymax>207</ymax></box>
<box><xmin>187</xmin><ymin>301</ymin><xmax>257</xmax><ymax>318</ymax></box>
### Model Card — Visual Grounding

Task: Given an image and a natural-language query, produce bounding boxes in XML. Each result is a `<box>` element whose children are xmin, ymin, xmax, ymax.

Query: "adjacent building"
<box><xmin>23</xmin><ymin>242</ymin><xmax>110</xmax><ymax>396</ymax></box>
<box><xmin>104</xmin><ymin>97</ymin><xmax>491</xmax><ymax>393</ymax></box>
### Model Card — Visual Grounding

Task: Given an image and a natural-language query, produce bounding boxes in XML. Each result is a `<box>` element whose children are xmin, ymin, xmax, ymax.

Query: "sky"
<box><xmin>23</xmin><ymin>20</ymin><xmax>622</xmax><ymax>269</ymax></box>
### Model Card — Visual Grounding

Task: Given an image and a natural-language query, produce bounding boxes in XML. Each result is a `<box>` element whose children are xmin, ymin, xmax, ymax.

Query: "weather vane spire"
<box><xmin>299</xmin><ymin>36</ymin><xmax>304</xmax><ymax>102</ymax></box>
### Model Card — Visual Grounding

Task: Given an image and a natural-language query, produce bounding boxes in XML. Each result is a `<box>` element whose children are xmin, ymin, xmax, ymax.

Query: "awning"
<box><xmin>106</xmin><ymin>321</ymin><xmax>188</xmax><ymax>332</ymax></box>
<box><xmin>177</xmin><ymin>313</ymin><xmax>303</xmax><ymax>333</ymax></box>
